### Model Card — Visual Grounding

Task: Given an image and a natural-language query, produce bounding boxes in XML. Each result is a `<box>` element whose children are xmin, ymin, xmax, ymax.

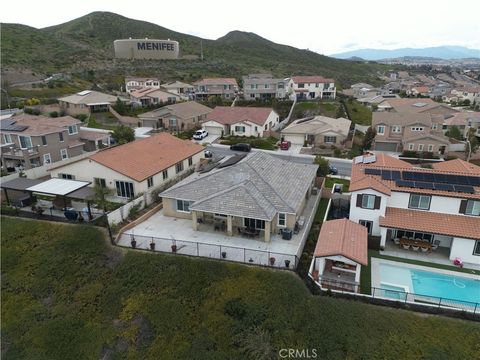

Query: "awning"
<box><xmin>26</xmin><ymin>178</ymin><xmax>91</xmax><ymax>196</ymax></box>
<box><xmin>1</xmin><ymin>178</ymin><xmax>44</xmax><ymax>191</ymax></box>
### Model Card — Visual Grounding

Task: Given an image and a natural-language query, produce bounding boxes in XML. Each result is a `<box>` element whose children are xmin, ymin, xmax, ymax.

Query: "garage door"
<box><xmin>284</xmin><ymin>134</ymin><xmax>305</xmax><ymax>145</ymax></box>
<box><xmin>204</xmin><ymin>126</ymin><xmax>223</xmax><ymax>136</ymax></box>
<box><xmin>374</xmin><ymin>142</ymin><xmax>398</xmax><ymax>152</ymax></box>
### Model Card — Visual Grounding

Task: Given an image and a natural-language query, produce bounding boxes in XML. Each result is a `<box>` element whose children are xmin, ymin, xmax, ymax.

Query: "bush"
<box><xmin>401</xmin><ymin>150</ymin><xmax>418</xmax><ymax>158</ymax></box>
<box><xmin>74</xmin><ymin>114</ymin><xmax>88</xmax><ymax>122</ymax></box>
<box><xmin>49</xmin><ymin>111</ymin><xmax>58</xmax><ymax>118</ymax></box>
<box><xmin>24</xmin><ymin>108</ymin><xmax>41</xmax><ymax>115</ymax></box>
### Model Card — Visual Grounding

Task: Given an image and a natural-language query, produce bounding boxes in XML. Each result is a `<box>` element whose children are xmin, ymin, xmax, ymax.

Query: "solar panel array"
<box><xmin>395</xmin><ymin>180</ymin><xmax>475</xmax><ymax>194</ymax></box>
<box><xmin>0</xmin><ymin>119</ymin><xmax>28</xmax><ymax>132</ymax></box>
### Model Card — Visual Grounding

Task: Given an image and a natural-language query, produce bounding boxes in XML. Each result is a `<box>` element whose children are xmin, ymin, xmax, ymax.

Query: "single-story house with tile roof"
<box><xmin>138</xmin><ymin>101</ymin><xmax>213</xmax><ymax>131</ymax></box>
<box><xmin>58</xmin><ymin>90</ymin><xmax>128</xmax><ymax>115</ymax></box>
<box><xmin>48</xmin><ymin>133</ymin><xmax>204</xmax><ymax>200</ymax></box>
<box><xmin>281</xmin><ymin>116</ymin><xmax>351</xmax><ymax>147</ymax></box>
<box><xmin>311</xmin><ymin>218</ymin><xmax>368</xmax><ymax>293</ymax></box>
<box><xmin>130</xmin><ymin>88</ymin><xmax>181</xmax><ymax>107</ymax></box>
<box><xmin>160</xmin><ymin>151</ymin><xmax>318</xmax><ymax>242</ymax></box>
<box><xmin>202</xmin><ymin>106</ymin><xmax>280</xmax><ymax>137</ymax></box>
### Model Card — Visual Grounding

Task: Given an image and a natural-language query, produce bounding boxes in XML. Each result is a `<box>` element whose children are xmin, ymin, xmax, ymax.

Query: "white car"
<box><xmin>193</xmin><ymin>129</ymin><xmax>208</xmax><ymax>140</ymax></box>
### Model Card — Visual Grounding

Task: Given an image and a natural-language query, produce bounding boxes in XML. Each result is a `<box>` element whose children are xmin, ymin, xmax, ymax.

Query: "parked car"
<box><xmin>280</xmin><ymin>140</ymin><xmax>291</xmax><ymax>150</ymax></box>
<box><xmin>193</xmin><ymin>129</ymin><xmax>208</xmax><ymax>140</ymax></box>
<box><xmin>230</xmin><ymin>143</ymin><xmax>251</xmax><ymax>152</ymax></box>
<box><xmin>329</xmin><ymin>164</ymin><xmax>338</xmax><ymax>175</ymax></box>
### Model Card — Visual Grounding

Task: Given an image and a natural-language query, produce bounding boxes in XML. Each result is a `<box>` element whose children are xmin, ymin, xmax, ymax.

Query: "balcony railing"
<box><xmin>1</xmin><ymin>145</ymin><xmax>39</xmax><ymax>158</ymax></box>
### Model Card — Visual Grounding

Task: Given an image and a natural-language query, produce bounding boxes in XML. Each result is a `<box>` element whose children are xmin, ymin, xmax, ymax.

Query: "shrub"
<box><xmin>49</xmin><ymin>111</ymin><xmax>58</xmax><ymax>118</ymax></box>
<box><xmin>401</xmin><ymin>150</ymin><xmax>418</xmax><ymax>158</ymax></box>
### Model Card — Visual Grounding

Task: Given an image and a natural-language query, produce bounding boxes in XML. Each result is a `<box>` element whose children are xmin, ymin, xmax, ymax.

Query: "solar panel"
<box><xmin>433</xmin><ymin>173</ymin><xmax>447</xmax><ymax>183</ymax></box>
<box><xmin>402</xmin><ymin>171</ymin><xmax>416</xmax><ymax>181</ymax></box>
<box><xmin>391</xmin><ymin>171</ymin><xmax>401</xmax><ymax>180</ymax></box>
<box><xmin>217</xmin><ymin>154</ymin><xmax>247</xmax><ymax>168</ymax></box>
<box><xmin>415</xmin><ymin>182</ymin><xmax>434</xmax><ymax>190</ymax></box>
<box><xmin>365</xmin><ymin>168</ymin><xmax>381</xmax><ymax>176</ymax></box>
<box><xmin>434</xmin><ymin>183</ymin><xmax>454</xmax><ymax>192</ymax></box>
<box><xmin>468</xmin><ymin>176</ymin><xmax>480</xmax><ymax>186</ymax></box>
<box><xmin>396</xmin><ymin>180</ymin><xmax>415</xmax><ymax>188</ymax></box>
<box><xmin>402</xmin><ymin>171</ymin><xmax>480</xmax><ymax>187</ymax></box>
<box><xmin>381</xmin><ymin>170</ymin><xmax>392</xmax><ymax>180</ymax></box>
<box><xmin>413</xmin><ymin>172</ymin><xmax>425</xmax><ymax>182</ymax></box>
<box><xmin>423</xmin><ymin>173</ymin><xmax>435</xmax><ymax>182</ymax></box>
<box><xmin>453</xmin><ymin>185</ymin><xmax>475</xmax><ymax>194</ymax></box>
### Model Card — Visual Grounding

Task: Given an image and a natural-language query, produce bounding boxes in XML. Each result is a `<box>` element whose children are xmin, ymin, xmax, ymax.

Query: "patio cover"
<box><xmin>26</xmin><ymin>178</ymin><xmax>91</xmax><ymax>196</ymax></box>
<box><xmin>1</xmin><ymin>178</ymin><xmax>44</xmax><ymax>191</ymax></box>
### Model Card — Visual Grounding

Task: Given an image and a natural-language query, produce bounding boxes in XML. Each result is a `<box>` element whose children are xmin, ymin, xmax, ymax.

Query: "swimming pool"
<box><xmin>379</xmin><ymin>263</ymin><xmax>480</xmax><ymax>305</ymax></box>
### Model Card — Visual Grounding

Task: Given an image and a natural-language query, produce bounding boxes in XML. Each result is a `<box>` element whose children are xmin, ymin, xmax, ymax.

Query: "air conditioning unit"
<box><xmin>311</xmin><ymin>187</ymin><xmax>318</xmax><ymax>195</ymax></box>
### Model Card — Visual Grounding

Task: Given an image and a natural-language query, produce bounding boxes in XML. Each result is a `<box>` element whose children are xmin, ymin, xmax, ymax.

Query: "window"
<box><xmin>59</xmin><ymin>173</ymin><xmax>74</xmax><ymax>180</ymax></box>
<box><xmin>464</xmin><ymin>200</ymin><xmax>480</xmax><ymax>216</ymax></box>
<box><xmin>298</xmin><ymin>83</ymin><xmax>305</xmax><ymax>88</ymax></box>
<box><xmin>362</xmin><ymin>194</ymin><xmax>376</xmax><ymax>209</ymax></box>
<box><xmin>60</xmin><ymin>148</ymin><xmax>68</xmax><ymax>160</ymax></box>
<box><xmin>235</xmin><ymin>126</ymin><xmax>246</xmax><ymax>133</ymax></box>
<box><xmin>43</xmin><ymin>153</ymin><xmax>51</xmax><ymax>164</ymax></box>
<box><xmin>278</xmin><ymin>213</ymin><xmax>286</xmax><ymax>227</ymax></box>
<box><xmin>250</xmin><ymin>84</ymin><xmax>256</xmax><ymax>89</ymax></box>
<box><xmin>377</xmin><ymin>125</ymin><xmax>385</xmax><ymax>135</ymax></box>
<box><xmin>176</xmin><ymin>199</ymin><xmax>191</xmax><ymax>212</ymax></box>
<box><xmin>41</xmin><ymin>136</ymin><xmax>47</xmax><ymax>146</ymax></box>
<box><xmin>250</xmin><ymin>93</ymin><xmax>256</xmax><ymax>98</ymax></box>
<box><xmin>162</xmin><ymin>170</ymin><xmax>168</xmax><ymax>180</ymax></box>
<box><xmin>3</xmin><ymin>134</ymin><xmax>12</xmax><ymax>143</ymax></box>
<box><xmin>59</xmin><ymin>132</ymin><xmax>64</xmax><ymax>142</ymax></box>
<box><xmin>19</xmin><ymin>136</ymin><xmax>32</xmax><ymax>149</ymax></box>
<box><xmin>474</xmin><ymin>241</ymin><xmax>480</xmax><ymax>256</ymax></box>
<box><xmin>408</xmin><ymin>143</ymin><xmax>414</xmax><ymax>150</ymax></box>
<box><xmin>264</xmin><ymin>84</ymin><xmax>269</xmax><ymax>89</ymax></box>
<box><xmin>169</xmin><ymin>117</ymin><xmax>177</xmax><ymax>128</ymax></box>
<box><xmin>418</xmin><ymin>144</ymin><xmax>424</xmax><ymax>151</ymax></box>
<box><xmin>67</xmin><ymin>125</ymin><xmax>78</xmax><ymax>135</ymax></box>
<box><xmin>315</xmin><ymin>83</ymin><xmax>319</xmax><ymax>88</ymax></box>
<box><xmin>264</xmin><ymin>124</ymin><xmax>268</xmax><ymax>130</ymax></box>
<box><xmin>409</xmin><ymin>194</ymin><xmax>431</xmax><ymax>210</ymax></box>
<box><xmin>392</xmin><ymin>125</ymin><xmax>401</xmax><ymax>133</ymax></box>
<box><xmin>431</xmin><ymin>124</ymin><xmax>438</xmax><ymax>130</ymax></box>
<box><xmin>244</xmin><ymin>218</ymin><xmax>265</xmax><ymax>230</ymax></box>
<box><xmin>175</xmin><ymin>161</ymin><xmax>184</xmax><ymax>173</ymax></box>
<box><xmin>94</xmin><ymin>178</ymin><xmax>106</xmax><ymax>188</ymax></box>
<box><xmin>188</xmin><ymin>157</ymin><xmax>193</xmax><ymax>166</ymax></box>
<box><xmin>115</xmin><ymin>181</ymin><xmax>134</xmax><ymax>198</ymax></box>
<box><xmin>359</xmin><ymin>220</ymin><xmax>373</xmax><ymax>234</ymax></box>
<box><xmin>324</xmin><ymin>136</ymin><xmax>336</xmax><ymax>144</ymax></box>
<box><xmin>277</xmin><ymin>83</ymin><xmax>284</xmax><ymax>89</ymax></box>
<box><xmin>411</xmin><ymin>127</ymin><xmax>424</xmax><ymax>131</ymax></box>
<box><xmin>428</xmin><ymin>144</ymin><xmax>434</xmax><ymax>152</ymax></box>
<box><xmin>147</xmin><ymin>176</ymin><xmax>154</xmax><ymax>188</ymax></box>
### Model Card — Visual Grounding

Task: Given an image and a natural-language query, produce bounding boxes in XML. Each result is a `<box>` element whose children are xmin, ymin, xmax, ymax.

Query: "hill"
<box><xmin>1</xmin><ymin>12</ymin><xmax>389</xmax><ymax>86</ymax></box>
<box><xmin>331</xmin><ymin>46</ymin><xmax>480</xmax><ymax>60</ymax></box>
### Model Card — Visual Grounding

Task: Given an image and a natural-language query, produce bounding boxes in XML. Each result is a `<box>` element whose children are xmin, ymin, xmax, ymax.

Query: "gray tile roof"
<box><xmin>161</xmin><ymin>151</ymin><xmax>318</xmax><ymax>219</ymax></box>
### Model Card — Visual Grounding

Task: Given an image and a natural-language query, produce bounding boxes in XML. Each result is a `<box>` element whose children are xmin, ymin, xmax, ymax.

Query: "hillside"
<box><xmin>332</xmin><ymin>46</ymin><xmax>480</xmax><ymax>60</ymax></box>
<box><xmin>1</xmin><ymin>12</ymin><xmax>390</xmax><ymax>86</ymax></box>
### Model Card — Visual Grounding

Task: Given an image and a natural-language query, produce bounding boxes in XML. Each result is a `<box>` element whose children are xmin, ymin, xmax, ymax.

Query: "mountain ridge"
<box><xmin>332</xmin><ymin>46</ymin><xmax>480</xmax><ymax>60</ymax></box>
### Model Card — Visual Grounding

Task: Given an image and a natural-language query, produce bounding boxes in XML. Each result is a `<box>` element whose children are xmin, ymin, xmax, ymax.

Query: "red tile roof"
<box><xmin>206</xmin><ymin>106</ymin><xmax>275</xmax><ymax>126</ymax></box>
<box><xmin>291</xmin><ymin>76</ymin><xmax>335</xmax><ymax>84</ymax></box>
<box><xmin>349</xmin><ymin>175</ymin><xmax>391</xmax><ymax>195</ymax></box>
<box><xmin>89</xmin><ymin>133</ymin><xmax>203</xmax><ymax>182</ymax></box>
<box><xmin>314</xmin><ymin>219</ymin><xmax>368</xmax><ymax>265</ymax></box>
<box><xmin>432</xmin><ymin>159</ymin><xmax>480</xmax><ymax>175</ymax></box>
<box><xmin>379</xmin><ymin>207</ymin><xmax>480</xmax><ymax>240</ymax></box>
<box><xmin>194</xmin><ymin>78</ymin><xmax>238</xmax><ymax>86</ymax></box>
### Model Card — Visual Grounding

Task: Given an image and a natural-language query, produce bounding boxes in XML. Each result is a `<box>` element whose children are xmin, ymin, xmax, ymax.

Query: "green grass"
<box><xmin>324</xmin><ymin>177</ymin><xmax>350</xmax><ymax>191</ymax></box>
<box><xmin>220</xmin><ymin>136</ymin><xmax>278</xmax><ymax>150</ymax></box>
<box><xmin>343</xmin><ymin>99</ymin><xmax>372</xmax><ymax>125</ymax></box>
<box><xmin>291</xmin><ymin>101</ymin><xmax>343</xmax><ymax>120</ymax></box>
<box><xmin>2</xmin><ymin>217</ymin><xmax>480</xmax><ymax>359</ymax></box>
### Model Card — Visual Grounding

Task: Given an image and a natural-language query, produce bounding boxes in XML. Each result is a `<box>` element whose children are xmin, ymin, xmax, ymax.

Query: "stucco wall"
<box><xmin>349</xmin><ymin>189</ymin><xmax>388</xmax><ymax>236</ymax></box>
<box><xmin>449</xmin><ymin>237</ymin><xmax>479</xmax><ymax>265</ymax></box>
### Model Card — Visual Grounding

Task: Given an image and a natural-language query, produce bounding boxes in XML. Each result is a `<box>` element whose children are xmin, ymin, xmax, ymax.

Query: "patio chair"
<box><xmin>394</xmin><ymin>238</ymin><xmax>400</xmax><ymax>245</ymax></box>
<box><xmin>411</xmin><ymin>246</ymin><xmax>419</xmax><ymax>251</ymax></box>
<box><xmin>431</xmin><ymin>239</ymin><xmax>440</xmax><ymax>251</ymax></box>
<box><xmin>402</xmin><ymin>244</ymin><xmax>410</xmax><ymax>250</ymax></box>
<box><xmin>421</xmin><ymin>247</ymin><xmax>429</xmax><ymax>253</ymax></box>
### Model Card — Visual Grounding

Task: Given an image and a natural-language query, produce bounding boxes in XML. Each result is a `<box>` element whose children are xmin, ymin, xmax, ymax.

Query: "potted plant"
<box><xmin>150</xmin><ymin>241</ymin><xmax>155</xmax><ymax>251</ymax></box>
<box><xmin>269</xmin><ymin>257</ymin><xmax>276</xmax><ymax>266</ymax></box>
<box><xmin>284</xmin><ymin>259</ymin><xmax>290</xmax><ymax>268</ymax></box>
<box><xmin>221</xmin><ymin>251</ymin><xmax>227</xmax><ymax>259</ymax></box>
<box><xmin>171</xmin><ymin>244</ymin><xmax>177</xmax><ymax>253</ymax></box>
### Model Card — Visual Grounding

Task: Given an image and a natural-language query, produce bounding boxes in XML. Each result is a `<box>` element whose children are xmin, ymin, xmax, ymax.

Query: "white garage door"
<box><xmin>204</xmin><ymin>126</ymin><xmax>223</xmax><ymax>136</ymax></box>
<box><xmin>284</xmin><ymin>134</ymin><xmax>305</xmax><ymax>145</ymax></box>
<box><xmin>374</xmin><ymin>142</ymin><xmax>398</xmax><ymax>152</ymax></box>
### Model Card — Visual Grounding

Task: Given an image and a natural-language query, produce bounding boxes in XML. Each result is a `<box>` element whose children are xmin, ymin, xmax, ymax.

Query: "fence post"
<box><xmin>197</xmin><ymin>242</ymin><xmax>199</xmax><ymax>256</ymax></box>
<box><xmin>438</xmin><ymin>297</ymin><xmax>442</xmax><ymax>310</ymax></box>
<box><xmin>405</xmin><ymin>291</ymin><xmax>408</xmax><ymax>304</ymax></box>
<box><xmin>220</xmin><ymin>245</ymin><xmax>222</xmax><ymax>259</ymax></box>
<box><xmin>474</xmin><ymin>302</ymin><xmax>478</xmax><ymax>315</ymax></box>
<box><xmin>243</xmin><ymin>248</ymin><xmax>246</xmax><ymax>263</ymax></box>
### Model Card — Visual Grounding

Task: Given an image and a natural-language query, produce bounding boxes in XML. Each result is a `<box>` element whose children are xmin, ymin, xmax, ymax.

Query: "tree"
<box><xmin>465</xmin><ymin>128</ymin><xmax>479</xmax><ymax>160</ymax></box>
<box><xmin>314</xmin><ymin>156</ymin><xmax>330</xmax><ymax>177</ymax></box>
<box><xmin>90</xmin><ymin>183</ymin><xmax>114</xmax><ymax>213</ymax></box>
<box><xmin>113</xmin><ymin>97</ymin><xmax>127</xmax><ymax>115</ymax></box>
<box><xmin>445</xmin><ymin>125</ymin><xmax>463</xmax><ymax>140</ymax></box>
<box><xmin>112</xmin><ymin>125</ymin><xmax>135</xmax><ymax>145</ymax></box>
<box><xmin>362</xmin><ymin>126</ymin><xmax>376</xmax><ymax>150</ymax></box>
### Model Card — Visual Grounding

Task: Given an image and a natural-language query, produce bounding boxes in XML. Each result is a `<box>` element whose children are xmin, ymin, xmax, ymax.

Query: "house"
<box><xmin>407</xmin><ymin>86</ymin><xmax>430</xmax><ymax>97</ymax></box>
<box><xmin>193</xmin><ymin>78</ymin><xmax>239</xmax><ymax>100</ymax></box>
<box><xmin>160</xmin><ymin>151</ymin><xmax>318</xmax><ymax>242</ymax></box>
<box><xmin>125</xmin><ymin>77</ymin><xmax>160</xmax><ymax>94</ymax></box>
<box><xmin>48</xmin><ymin>133</ymin><xmax>204</xmax><ymax>200</ymax></box>
<box><xmin>357</xmin><ymin>94</ymin><xmax>400</xmax><ymax>108</ymax></box>
<box><xmin>79</xmin><ymin>128</ymin><xmax>112</xmax><ymax>152</ymax></box>
<box><xmin>130</xmin><ymin>88</ymin><xmax>181</xmax><ymax>107</ymax></box>
<box><xmin>242</xmin><ymin>74</ymin><xmax>287</xmax><ymax>100</ymax></box>
<box><xmin>138</xmin><ymin>101</ymin><xmax>213</xmax><ymax>131</ymax></box>
<box><xmin>376</xmin><ymin>98</ymin><xmax>458</xmax><ymax>115</ymax></box>
<box><xmin>1</xmin><ymin>114</ymin><xmax>84</xmax><ymax>171</ymax></box>
<box><xmin>349</xmin><ymin>83</ymin><xmax>380</xmax><ymax>99</ymax></box>
<box><xmin>287</xmin><ymin>76</ymin><xmax>336</xmax><ymax>100</ymax></box>
<box><xmin>160</xmin><ymin>81</ymin><xmax>194</xmax><ymax>99</ymax></box>
<box><xmin>281</xmin><ymin>116</ymin><xmax>351</xmax><ymax>148</ymax></box>
<box><xmin>202</xmin><ymin>106</ymin><xmax>280</xmax><ymax>137</ymax></box>
<box><xmin>442</xmin><ymin>112</ymin><xmax>480</xmax><ymax>137</ymax></box>
<box><xmin>311</xmin><ymin>219</ymin><xmax>368</xmax><ymax>293</ymax></box>
<box><xmin>348</xmin><ymin>153</ymin><xmax>480</xmax><ymax>269</ymax></box>
<box><xmin>58</xmin><ymin>90</ymin><xmax>127</xmax><ymax>115</ymax></box>
<box><xmin>372</xmin><ymin>112</ymin><xmax>449</xmax><ymax>154</ymax></box>
<box><xmin>429</xmin><ymin>82</ymin><xmax>452</xmax><ymax>99</ymax></box>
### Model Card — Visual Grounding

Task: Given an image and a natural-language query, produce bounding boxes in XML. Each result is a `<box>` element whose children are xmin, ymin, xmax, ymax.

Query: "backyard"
<box><xmin>291</xmin><ymin>101</ymin><xmax>345</xmax><ymax>121</ymax></box>
<box><xmin>219</xmin><ymin>135</ymin><xmax>278</xmax><ymax>150</ymax></box>
<box><xmin>343</xmin><ymin>98</ymin><xmax>372</xmax><ymax>125</ymax></box>
<box><xmin>2</xmin><ymin>217</ymin><xmax>479</xmax><ymax>359</ymax></box>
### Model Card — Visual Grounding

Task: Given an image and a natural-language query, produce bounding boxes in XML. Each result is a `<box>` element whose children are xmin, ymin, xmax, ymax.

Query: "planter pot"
<box><xmin>150</xmin><ymin>243</ymin><xmax>155</xmax><ymax>251</ymax></box>
<box><xmin>284</xmin><ymin>259</ymin><xmax>291</xmax><ymax>268</ymax></box>
<box><xmin>269</xmin><ymin>257</ymin><xmax>276</xmax><ymax>266</ymax></box>
<box><xmin>131</xmin><ymin>240</ymin><xmax>136</xmax><ymax>248</ymax></box>
<box><xmin>221</xmin><ymin>251</ymin><xmax>227</xmax><ymax>259</ymax></box>
<box><xmin>171</xmin><ymin>244</ymin><xmax>177</xmax><ymax>253</ymax></box>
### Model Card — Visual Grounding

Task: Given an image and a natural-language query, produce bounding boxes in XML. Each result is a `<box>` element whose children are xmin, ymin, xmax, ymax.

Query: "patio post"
<box><xmin>3</xmin><ymin>188</ymin><xmax>11</xmax><ymax>205</ymax></box>
<box><xmin>264</xmin><ymin>221</ymin><xmax>271</xmax><ymax>242</ymax></box>
<box><xmin>86</xmin><ymin>201</ymin><xmax>92</xmax><ymax>221</ymax></box>
<box><xmin>227</xmin><ymin>215</ymin><xmax>233</xmax><ymax>236</ymax></box>
<box><xmin>192</xmin><ymin>211</ymin><xmax>198</xmax><ymax>231</ymax></box>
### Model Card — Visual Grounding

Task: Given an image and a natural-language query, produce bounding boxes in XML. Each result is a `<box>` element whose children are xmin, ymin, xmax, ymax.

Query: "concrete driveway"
<box><xmin>193</xmin><ymin>134</ymin><xmax>220</xmax><ymax>144</ymax></box>
<box><xmin>276</xmin><ymin>144</ymin><xmax>303</xmax><ymax>155</ymax></box>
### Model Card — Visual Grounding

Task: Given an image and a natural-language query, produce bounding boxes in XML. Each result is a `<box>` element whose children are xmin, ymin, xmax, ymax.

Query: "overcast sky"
<box><xmin>2</xmin><ymin>0</ymin><xmax>479</xmax><ymax>55</ymax></box>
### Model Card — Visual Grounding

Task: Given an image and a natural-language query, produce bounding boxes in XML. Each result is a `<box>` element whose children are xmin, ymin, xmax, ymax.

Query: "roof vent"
<box><xmin>77</xmin><ymin>90</ymin><xmax>92</xmax><ymax>96</ymax></box>
<box><xmin>413</xmin><ymin>102</ymin><xmax>428</xmax><ymax>107</ymax></box>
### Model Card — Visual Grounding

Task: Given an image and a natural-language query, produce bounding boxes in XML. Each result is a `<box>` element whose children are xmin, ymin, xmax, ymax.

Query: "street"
<box><xmin>205</xmin><ymin>145</ymin><xmax>353</xmax><ymax>176</ymax></box>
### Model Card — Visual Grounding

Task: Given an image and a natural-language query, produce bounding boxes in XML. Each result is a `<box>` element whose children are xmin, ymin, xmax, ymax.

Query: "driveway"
<box><xmin>193</xmin><ymin>134</ymin><xmax>220</xmax><ymax>144</ymax></box>
<box><xmin>276</xmin><ymin>144</ymin><xmax>303</xmax><ymax>155</ymax></box>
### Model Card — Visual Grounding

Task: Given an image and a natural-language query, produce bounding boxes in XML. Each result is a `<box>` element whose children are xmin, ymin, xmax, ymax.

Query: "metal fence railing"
<box><xmin>120</xmin><ymin>233</ymin><xmax>299</xmax><ymax>270</ymax></box>
<box><xmin>312</xmin><ymin>275</ymin><xmax>479</xmax><ymax>314</ymax></box>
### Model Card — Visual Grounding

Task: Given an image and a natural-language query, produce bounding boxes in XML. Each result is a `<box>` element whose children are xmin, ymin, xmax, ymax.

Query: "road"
<box><xmin>205</xmin><ymin>145</ymin><xmax>352</xmax><ymax>176</ymax></box>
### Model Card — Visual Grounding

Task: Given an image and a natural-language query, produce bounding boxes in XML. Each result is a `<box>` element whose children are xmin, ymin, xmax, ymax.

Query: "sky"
<box><xmin>1</xmin><ymin>0</ymin><xmax>480</xmax><ymax>55</ymax></box>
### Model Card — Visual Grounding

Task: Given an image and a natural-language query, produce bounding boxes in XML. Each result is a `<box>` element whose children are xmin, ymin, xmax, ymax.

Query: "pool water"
<box><xmin>379</xmin><ymin>264</ymin><xmax>480</xmax><ymax>305</ymax></box>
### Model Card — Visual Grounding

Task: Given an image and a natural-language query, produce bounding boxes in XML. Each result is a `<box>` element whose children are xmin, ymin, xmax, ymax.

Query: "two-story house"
<box><xmin>349</xmin><ymin>153</ymin><xmax>480</xmax><ymax>269</ymax></box>
<box><xmin>242</xmin><ymin>74</ymin><xmax>287</xmax><ymax>100</ymax></box>
<box><xmin>376</xmin><ymin>98</ymin><xmax>458</xmax><ymax>116</ymax></box>
<box><xmin>287</xmin><ymin>76</ymin><xmax>336</xmax><ymax>100</ymax></box>
<box><xmin>0</xmin><ymin>114</ymin><xmax>84</xmax><ymax>172</ymax></box>
<box><xmin>193</xmin><ymin>78</ymin><xmax>239</xmax><ymax>100</ymax></box>
<box><xmin>372</xmin><ymin>112</ymin><xmax>449</xmax><ymax>154</ymax></box>
<box><xmin>161</xmin><ymin>81</ymin><xmax>195</xmax><ymax>99</ymax></box>
<box><xmin>125</xmin><ymin>77</ymin><xmax>160</xmax><ymax>94</ymax></box>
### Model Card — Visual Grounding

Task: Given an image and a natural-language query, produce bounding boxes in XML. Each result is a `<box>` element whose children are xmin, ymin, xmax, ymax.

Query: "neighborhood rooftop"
<box><xmin>206</xmin><ymin>106</ymin><xmax>274</xmax><ymax>125</ymax></box>
<box><xmin>139</xmin><ymin>101</ymin><xmax>212</xmax><ymax>120</ymax></box>
<box><xmin>58</xmin><ymin>90</ymin><xmax>121</xmax><ymax>105</ymax></box>
<box><xmin>0</xmin><ymin>114</ymin><xmax>81</xmax><ymax>136</ymax></box>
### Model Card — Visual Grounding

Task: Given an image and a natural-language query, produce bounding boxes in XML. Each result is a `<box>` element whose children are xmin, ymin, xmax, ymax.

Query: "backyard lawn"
<box><xmin>291</xmin><ymin>101</ymin><xmax>344</xmax><ymax>120</ymax></box>
<box><xmin>2</xmin><ymin>217</ymin><xmax>479</xmax><ymax>360</ymax></box>
<box><xmin>324</xmin><ymin>177</ymin><xmax>350</xmax><ymax>191</ymax></box>
<box><xmin>343</xmin><ymin>99</ymin><xmax>372</xmax><ymax>125</ymax></box>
